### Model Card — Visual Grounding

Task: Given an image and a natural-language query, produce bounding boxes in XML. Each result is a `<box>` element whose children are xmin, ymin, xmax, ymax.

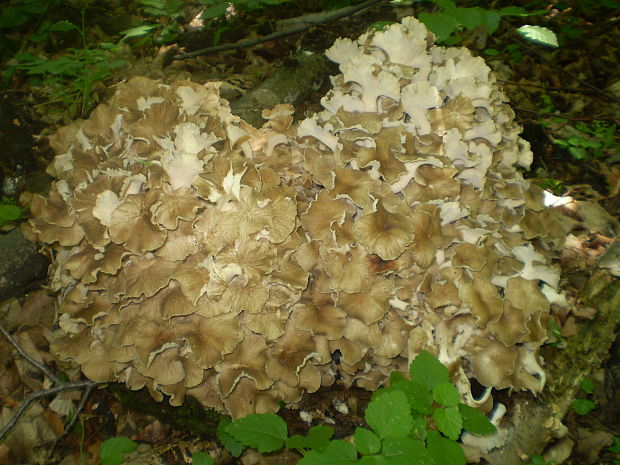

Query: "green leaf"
<box><xmin>382</xmin><ymin>438</ymin><xmax>434</xmax><ymax>465</ymax></box>
<box><xmin>426</xmin><ymin>430</ymin><xmax>466</xmax><ymax>465</ymax></box>
<box><xmin>216</xmin><ymin>417</ymin><xmax>244</xmax><ymax>457</ymax></box>
<box><xmin>568</xmin><ymin>147</ymin><xmax>588</xmax><ymax>160</ymax></box>
<box><xmin>287</xmin><ymin>425</ymin><xmax>334</xmax><ymax>451</ymax></box>
<box><xmin>433</xmin><ymin>406</ymin><xmax>462</xmax><ymax>441</ymax></box>
<box><xmin>365</xmin><ymin>390</ymin><xmax>412</xmax><ymax>439</ymax></box>
<box><xmin>354</xmin><ymin>427</ymin><xmax>381</xmax><ymax>456</ymax></box>
<box><xmin>120</xmin><ymin>24</ymin><xmax>157</xmax><ymax>39</ymax></box>
<box><xmin>225</xmin><ymin>413</ymin><xmax>288</xmax><ymax>453</ymax></box>
<box><xmin>484</xmin><ymin>48</ymin><xmax>501</xmax><ymax>55</ymax></box>
<box><xmin>517</xmin><ymin>25</ymin><xmax>559</xmax><ymax>48</ymax></box>
<box><xmin>432</xmin><ymin>383</ymin><xmax>460</xmax><ymax>407</ymax></box>
<box><xmin>0</xmin><ymin>205</ymin><xmax>21</xmax><ymax>225</ymax></box>
<box><xmin>418</xmin><ymin>12</ymin><xmax>459</xmax><ymax>42</ymax></box>
<box><xmin>409</xmin><ymin>350</ymin><xmax>449</xmax><ymax>391</ymax></box>
<box><xmin>49</xmin><ymin>20</ymin><xmax>78</xmax><ymax>32</ymax></box>
<box><xmin>458</xmin><ymin>404</ymin><xmax>496</xmax><ymax>435</ymax></box>
<box><xmin>431</xmin><ymin>0</ymin><xmax>457</xmax><ymax>13</ymax></box>
<box><xmin>298</xmin><ymin>440</ymin><xmax>358</xmax><ymax>465</ymax></box>
<box><xmin>99</xmin><ymin>437</ymin><xmax>138</xmax><ymax>465</ymax></box>
<box><xmin>191</xmin><ymin>451</ymin><xmax>214</xmax><ymax>465</ymax></box>
<box><xmin>410</xmin><ymin>414</ymin><xmax>428</xmax><ymax>441</ymax></box>
<box><xmin>572</xmin><ymin>398</ymin><xmax>596</xmax><ymax>416</ymax></box>
<box><xmin>390</xmin><ymin>379</ymin><xmax>433</xmax><ymax>415</ymax></box>
<box><xmin>453</xmin><ymin>7</ymin><xmax>485</xmax><ymax>30</ymax></box>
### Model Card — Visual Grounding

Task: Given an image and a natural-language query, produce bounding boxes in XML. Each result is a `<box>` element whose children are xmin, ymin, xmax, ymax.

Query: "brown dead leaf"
<box><xmin>19</xmin><ymin>290</ymin><xmax>56</xmax><ymax>329</ymax></box>
<box><xmin>577</xmin><ymin>200</ymin><xmax>618</xmax><ymax>236</ymax></box>
<box><xmin>43</xmin><ymin>408</ymin><xmax>65</xmax><ymax>436</ymax></box>
<box><xmin>561</xmin><ymin>316</ymin><xmax>578</xmax><ymax>337</ymax></box>
<box><xmin>0</xmin><ymin>403</ymin><xmax>56</xmax><ymax>464</ymax></box>
<box><xmin>136</xmin><ymin>419</ymin><xmax>169</xmax><ymax>443</ymax></box>
<box><xmin>572</xmin><ymin>306</ymin><xmax>598</xmax><ymax>319</ymax></box>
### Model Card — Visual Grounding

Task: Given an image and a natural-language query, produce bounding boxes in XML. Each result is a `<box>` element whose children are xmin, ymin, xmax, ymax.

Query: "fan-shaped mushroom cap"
<box><xmin>29</xmin><ymin>18</ymin><xmax>562</xmax><ymax>418</ymax></box>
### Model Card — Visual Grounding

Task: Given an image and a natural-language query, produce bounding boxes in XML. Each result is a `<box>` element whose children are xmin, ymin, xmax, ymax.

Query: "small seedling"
<box><xmin>572</xmin><ymin>377</ymin><xmax>597</xmax><ymax>416</ymax></box>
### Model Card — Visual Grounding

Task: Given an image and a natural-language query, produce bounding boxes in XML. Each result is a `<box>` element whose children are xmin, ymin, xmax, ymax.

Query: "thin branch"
<box><xmin>0</xmin><ymin>321</ymin><xmax>98</xmax><ymax>444</ymax></box>
<box><xmin>173</xmin><ymin>0</ymin><xmax>385</xmax><ymax>60</ymax></box>
<box><xmin>45</xmin><ymin>382</ymin><xmax>96</xmax><ymax>464</ymax></box>
<box><xmin>0</xmin><ymin>322</ymin><xmax>62</xmax><ymax>385</ymax></box>
<box><xmin>0</xmin><ymin>380</ymin><xmax>97</xmax><ymax>441</ymax></box>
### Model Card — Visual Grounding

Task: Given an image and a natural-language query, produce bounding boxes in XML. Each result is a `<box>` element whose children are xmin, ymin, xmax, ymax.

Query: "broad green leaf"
<box><xmin>99</xmin><ymin>437</ymin><xmax>138</xmax><ymax>465</ymax></box>
<box><xmin>453</xmin><ymin>7</ymin><xmax>485</xmax><ymax>30</ymax></box>
<box><xmin>298</xmin><ymin>440</ymin><xmax>358</xmax><ymax>465</ymax></box>
<box><xmin>433</xmin><ymin>406</ymin><xmax>462</xmax><ymax>441</ymax></box>
<box><xmin>191</xmin><ymin>451</ymin><xmax>214</xmax><ymax>465</ymax></box>
<box><xmin>580</xmin><ymin>378</ymin><xmax>595</xmax><ymax>394</ymax></box>
<box><xmin>0</xmin><ymin>205</ymin><xmax>21</xmax><ymax>225</ymax></box>
<box><xmin>216</xmin><ymin>417</ymin><xmax>244</xmax><ymax>457</ymax></box>
<box><xmin>382</xmin><ymin>438</ymin><xmax>434</xmax><ymax>465</ymax></box>
<box><xmin>432</xmin><ymin>383</ymin><xmax>460</xmax><ymax>407</ymax></box>
<box><xmin>410</xmin><ymin>414</ymin><xmax>428</xmax><ymax>441</ymax></box>
<box><xmin>365</xmin><ymin>390</ymin><xmax>412</xmax><ymax>439</ymax></box>
<box><xmin>517</xmin><ymin>25</ymin><xmax>558</xmax><ymax>48</ymax></box>
<box><xmin>354</xmin><ymin>427</ymin><xmax>381</xmax><ymax>456</ymax></box>
<box><xmin>391</xmin><ymin>380</ymin><xmax>433</xmax><ymax>415</ymax></box>
<box><xmin>431</xmin><ymin>0</ymin><xmax>456</xmax><ymax>13</ymax></box>
<box><xmin>568</xmin><ymin>147</ymin><xmax>588</xmax><ymax>160</ymax></box>
<box><xmin>458</xmin><ymin>404</ymin><xmax>496</xmax><ymax>435</ymax></box>
<box><xmin>572</xmin><ymin>398</ymin><xmax>596</xmax><ymax>415</ymax></box>
<box><xmin>409</xmin><ymin>350</ymin><xmax>449</xmax><ymax>391</ymax></box>
<box><xmin>225</xmin><ymin>413</ymin><xmax>288</xmax><ymax>453</ymax></box>
<box><xmin>418</xmin><ymin>12</ymin><xmax>459</xmax><ymax>42</ymax></box>
<box><xmin>426</xmin><ymin>430</ymin><xmax>466</xmax><ymax>465</ymax></box>
<box><xmin>49</xmin><ymin>20</ymin><xmax>78</xmax><ymax>32</ymax></box>
<box><xmin>287</xmin><ymin>425</ymin><xmax>334</xmax><ymax>451</ymax></box>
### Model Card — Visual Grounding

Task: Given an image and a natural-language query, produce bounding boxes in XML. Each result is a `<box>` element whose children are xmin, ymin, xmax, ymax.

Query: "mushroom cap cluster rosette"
<box><xmin>24</xmin><ymin>18</ymin><xmax>565</xmax><ymax>418</ymax></box>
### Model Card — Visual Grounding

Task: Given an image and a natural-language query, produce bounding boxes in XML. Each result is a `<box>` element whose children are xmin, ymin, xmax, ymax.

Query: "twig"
<box><xmin>173</xmin><ymin>0</ymin><xmax>385</xmax><ymax>60</ymax></box>
<box><xmin>0</xmin><ymin>323</ymin><xmax>62</xmax><ymax>385</ymax></box>
<box><xmin>0</xmin><ymin>321</ymin><xmax>98</xmax><ymax>445</ymax></box>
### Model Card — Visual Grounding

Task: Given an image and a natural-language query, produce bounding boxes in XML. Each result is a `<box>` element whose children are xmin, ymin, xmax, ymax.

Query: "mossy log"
<box><xmin>486</xmin><ymin>240</ymin><xmax>619</xmax><ymax>465</ymax></box>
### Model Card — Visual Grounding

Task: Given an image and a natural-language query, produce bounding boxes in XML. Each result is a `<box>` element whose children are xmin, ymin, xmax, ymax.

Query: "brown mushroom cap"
<box><xmin>32</xmin><ymin>18</ymin><xmax>561</xmax><ymax>418</ymax></box>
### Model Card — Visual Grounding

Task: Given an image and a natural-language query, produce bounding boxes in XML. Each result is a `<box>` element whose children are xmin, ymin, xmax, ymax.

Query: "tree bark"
<box><xmin>0</xmin><ymin>227</ymin><xmax>49</xmax><ymax>302</ymax></box>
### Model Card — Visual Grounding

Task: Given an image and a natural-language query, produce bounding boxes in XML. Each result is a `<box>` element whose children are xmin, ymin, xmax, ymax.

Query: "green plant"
<box><xmin>0</xmin><ymin>197</ymin><xmax>23</xmax><ymax>226</ymax></box>
<box><xmin>608</xmin><ymin>437</ymin><xmax>620</xmax><ymax>465</ymax></box>
<box><xmin>572</xmin><ymin>377</ymin><xmax>596</xmax><ymax>416</ymax></box>
<box><xmin>220</xmin><ymin>351</ymin><xmax>496</xmax><ymax>464</ymax></box>
<box><xmin>415</xmin><ymin>0</ymin><xmax>548</xmax><ymax>44</ymax></box>
<box><xmin>120</xmin><ymin>0</ymin><xmax>183</xmax><ymax>45</ymax></box>
<box><xmin>526</xmin><ymin>454</ymin><xmax>555</xmax><ymax>465</ymax></box>
<box><xmin>552</xmin><ymin>120</ymin><xmax>619</xmax><ymax>161</ymax></box>
<box><xmin>99</xmin><ymin>437</ymin><xmax>138</xmax><ymax>465</ymax></box>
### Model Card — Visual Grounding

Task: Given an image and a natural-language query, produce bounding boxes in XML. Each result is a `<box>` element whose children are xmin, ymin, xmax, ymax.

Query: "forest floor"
<box><xmin>0</xmin><ymin>0</ymin><xmax>618</xmax><ymax>464</ymax></box>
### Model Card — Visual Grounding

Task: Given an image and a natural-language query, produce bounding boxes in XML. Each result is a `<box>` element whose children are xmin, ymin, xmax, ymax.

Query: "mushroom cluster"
<box><xmin>24</xmin><ymin>18</ymin><xmax>564</xmax><ymax>418</ymax></box>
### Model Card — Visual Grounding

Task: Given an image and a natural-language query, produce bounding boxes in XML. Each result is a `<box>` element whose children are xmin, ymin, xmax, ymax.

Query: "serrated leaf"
<box><xmin>517</xmin><ymin>25</ymin><xmax>558</xmax><ymax>48</ymax></box>
<box><xmin>191</xmin><ymin>451</ymin><xmax>214</xmax><ymax>465</ymax></box>
<box><xmin>410</xmin><ymin>414</ymin><xmax>428</xmax><ymax>441</ymax></box>
<box><xmin>458</xmin><ymin>404</ymin><xmax>496</xmax><ymax>435</ymax></box>
<box><xmin>580</xmin><ymin>378</ymin><xmax>595</xmax><ymax>394</ymax></box>
<box><xmin>391</xmin><ymin>379</ymin><xmax>433</xmax><ymax>415</ymax></box>
<box><xmin>432</xmin><ymin>383</ymin><xmax>460</xmax><ymax>407</ymax></box>
<box><xmin>572</xmin><ymin>398</ymin><xmax>596</xmax><ymax>415</ymax></box>
<box><xmin>426</xmin><ymin>430</ymin><xmax>466</xmax><ymax>465</ymax></box>
<box><xmin>433</xmin><ymin>406</ymin><xmax>462</xmax><ymax>441</ymax></box>
<box><xmin>225</xmin><ymin>413</ymin><xmax>287</xmax><ymax>453</ymax></box>
<box><xmin>382</xmin><ymin>437</ymin><xmax>434</xmax><ymax>465</ymax></box>
<box><xmin>298</xmin><ymin>440</ymin><xmax>358</xmax><ymax>465</ymax></box>
<box><xmin>365</xmin><ymin>390</ymin><xmax>412</xmax><ymax>439</ymax></box>
<box><xmin>354</xmin><ymin>427</ymin><xmax>381</xmax><ymax>456</ymax></box>
<box><xmin>216</xmin><ymin>417</ymin><xmax>244</xmax><ymax>457</ymax></box>
<box><xmin>409</xmin><ymin>350</ymin><xmax>449</xmax><ymax>391</ymax></box>
<box><xmin>99</xmin><ymin>437</ymin><xmax>138</xmax><ymax>465</ymax></box>
<box><xmin>418</xmin><ymin>12</ymin><xmax>459</xmax><ymax>42</ymax></box>
<box><xmin>287</xmin><ymin>425</ymin><xmax>334</xmax><ymax>451</ymax></box>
